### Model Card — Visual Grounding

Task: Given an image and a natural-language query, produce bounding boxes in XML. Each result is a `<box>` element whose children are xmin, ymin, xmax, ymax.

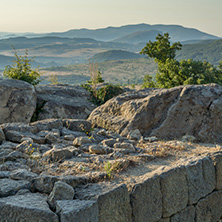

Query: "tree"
<box><xmin>140</xmin><ymin>33</ymin><xmax>182</xmax><ymax>63</ymax></box>
<box><xmin>141</xmin><ymin>33</ymin><xmax>222</xmax><ymax>88</ymax></box>
<box><xmin>3</xmin><ymin>48</ymin><xmax>41</xmax><ymax>86</ymax></box>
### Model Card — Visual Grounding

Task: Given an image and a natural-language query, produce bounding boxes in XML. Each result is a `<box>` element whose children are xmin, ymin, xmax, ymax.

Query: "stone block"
<box><xmin>130</xmin><ymin>175</ymin><xmax>162</xmax><ymax>222</ymax></box>
<box><xmin>160</xmin><ymin>166</ymin><xmax>188</xmax><ymax>217</ymax></box>
<box><xmin>75</xmin><ymin>182</ymin><xmax>132</xmax><ymax>222</ymax></box>
<box><xmin>56</xmin><ymin>199</ymin><xmax>98</xmax><ymax>222</ymax></box>
<box><xmin>170</xmin><ymin>205</ymin><xmax>195</xmax><ymax>222</ymax></box>
<box><xmin>185</xmin><ymin>156</ymin><xmax>216</xmax><ymax>204</ymax></box>
<box><xmin>0</xmin><ymin>193</ymin><xmax>59</xmax><ymax>222</ymax></box>
<box><xmin>196</xmin><ymin>191</ymin><xmax>222</xmax><ymax>222</ymax></box>
<box><xmin>211</xmin><ymin>153</ymin><xmax>222</xmax><ymax>190</ymax></box>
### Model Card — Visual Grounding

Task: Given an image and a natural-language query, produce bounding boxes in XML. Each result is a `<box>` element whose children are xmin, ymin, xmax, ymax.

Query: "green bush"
<box><xmin>81</xmin><ymin>83</ymin><xmax>123</xmax><ymax>106</ymax></box>
<box><xmin>141</xmin><ymin>33</ymin><xmax>222</xmax><ymax>88</ymax></box>
<box><xmin>3</xmin><ymin>48</ymin><xmax>41</xmax><ymax>86</ymax></box>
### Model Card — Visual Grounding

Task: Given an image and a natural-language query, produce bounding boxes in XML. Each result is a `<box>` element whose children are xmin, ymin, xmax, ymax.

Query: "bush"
<box><xmin>141</xmin><ymin>33</ymin><xmax>222</xmax><ymax>88</ymax></box>
<box><xmin>81</xmin><ymin>83</ymin><xmax>123</xmax><ymax>106</ymax></box>
<box><xmin>3</xmin><ymin>48</ymin><xmax>41</xmax><ymax>86</ymax></box>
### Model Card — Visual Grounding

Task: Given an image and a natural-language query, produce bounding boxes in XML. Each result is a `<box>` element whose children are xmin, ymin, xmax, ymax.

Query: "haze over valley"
<box><xmin>0</xmin><ymin>23</ymin><xmax>221</xmax><ymax>85</ymax></box>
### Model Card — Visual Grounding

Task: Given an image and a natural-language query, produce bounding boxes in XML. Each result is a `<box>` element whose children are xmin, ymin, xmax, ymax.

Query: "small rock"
<box><xmin>33</xmin><ymin>175</ymin><xmax>59</xmax><ymax>194</ymax></box>
<box><xmin>89</xmin><ymin>145</ymin><xmax>107</xmax><ymax>155</ymax></box>
<box><xmin>45</xmin><ymin>132</ymin><xmax>59</xmax><ymax>144</ymax></box>
<box><xmin>0</xmin><ymin>178</ymin><xmax>31</xmax><ymax>197</ymax></box>
<box><xmin>181</xmin><ymin>135</ymin><xmax>197</xmax><ymax>143</ymax></box>
<box><xmin>127</xmin><ymin>129</ymin><xmax>142</xmax><ymax>141</ymax></box>
<box><xmin>97</xmin><ymin>129</ymin><xmax>107</xmax><ymax>136</ymax></box>
<box><xmin>10</xmin><ymin>169</ymin><xmax>38</xmax><ymax>181</ymax></box>
<box><xmin>113</xmin><ymin>142</ymin><xmax>135</xmax><ymax>150</ymax></box>
<box><xmin>64</xmin><ymin>134</ymin><xmax>76</xmax><ymax>141</ymax></box>
<box><xmin>101</xmin><ymin>138</ymin><xmax>117</xmax><ymax>147</ymax></box>
<box><xmin>144</xmin><ymin>136</ymin><xmax>158</xmax><ymax>142</ymax></box>
<box><xmin>73</xmin><ymin>136</ymin><xmax>92</xmax><ymax>147</ymax></box>
<box><xmin>42</xmin><ymin>148</ymin><xmax>73</xmax><ymax>162</ymax></box>
<box><xmin>47</xmin><ymin>181</ymin><xmax>75</xmax><ymax>210</ymax></box>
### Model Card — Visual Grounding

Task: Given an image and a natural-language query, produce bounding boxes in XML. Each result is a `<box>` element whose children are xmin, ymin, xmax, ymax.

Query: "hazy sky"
<box><xmin>0</xmin><ymin>0</ymin><xmax>221</xmax><ymax>36</ymax></box>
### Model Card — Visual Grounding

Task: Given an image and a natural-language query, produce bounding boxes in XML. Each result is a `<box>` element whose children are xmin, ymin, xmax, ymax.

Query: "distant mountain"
<box><xmin>113</xmin><ymin>30</ymin><xmax>160</xmax><ymax>44</ymax></box>
<box><xmin>90</xmin><ymin>50</ymin><xmax>144</xmax><ymax>62</ymax></box>
<box><xmin>176</xmin><ymin>39</ymin><xmax>222</xmax><ymax>65</ymax></box>
<box><xmin>46</xmin><ymin>24</ymin><xmax>219</xmax><ymax>42</ymax></box>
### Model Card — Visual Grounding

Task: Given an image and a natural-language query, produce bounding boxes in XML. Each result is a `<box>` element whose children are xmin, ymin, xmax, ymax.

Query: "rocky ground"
<box><xmin>1</xmin><ymin>79</ymin><xmax>222</xmax><ymax>221</ymax></box>
<box><xmin>1</xmin><ymin>119</ymin><xmax>222</xmax><ymax>216</ymax></box>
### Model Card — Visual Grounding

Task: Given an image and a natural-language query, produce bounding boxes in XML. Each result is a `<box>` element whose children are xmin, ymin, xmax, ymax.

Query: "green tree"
<box><xmin>140</xmin><ymin>33</ymin><xmax>182</xmax><ymax>63</ymax></box>
<box><xmin>3</xmin><ymin>48</ymin><xmax>41</xmax><ymax>86</ymax></box>
<box><xmin>141</xmin><ymin>33</ymin><xmax>222</xmax><ymax>88</ymax></box>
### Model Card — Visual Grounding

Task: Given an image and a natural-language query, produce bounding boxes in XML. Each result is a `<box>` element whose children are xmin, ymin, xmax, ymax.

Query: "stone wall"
<box><xmin>75</xmin><ymin>152</ymin><xmax>222</xmax><ymax>222</ymax></box>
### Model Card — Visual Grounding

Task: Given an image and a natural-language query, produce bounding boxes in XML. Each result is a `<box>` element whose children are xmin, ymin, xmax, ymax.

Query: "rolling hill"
<box><xmin>176</xmin><ymin>39</ymin><xmax>222</xmax><ymax>65</ymax></box>
<box><xmin>46</xmin><ymin>23</ymin><xmax>219</xmax><ymax>42</ymax></box>
<box><xmin>113</xmin><ymin>30</ymin><xmax>160</xmax><ymax>44</ymax></box>
<box><xmin>90</xmin><ymin>50</ymin><xmax>144</xmax><ymax>62</ymax></box>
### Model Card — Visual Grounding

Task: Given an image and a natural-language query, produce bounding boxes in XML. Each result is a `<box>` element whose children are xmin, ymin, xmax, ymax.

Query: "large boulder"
<box><xmin>0</xmin><ymin>79</ymin><xmax>36</xmax><ymax>124</ymax></box>
<box><xmin>35</xmin><ymin>84</ymin><xmax>96</xmax><ymax>120</ymax></box>
<box><xmin>88</xmin><ymin>84</ymin><xmax>222</xmax><ymax>142</ymax></box>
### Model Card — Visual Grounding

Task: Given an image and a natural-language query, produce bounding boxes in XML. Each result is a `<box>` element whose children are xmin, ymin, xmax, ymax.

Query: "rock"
<box><xmin>160</xmin><ymin>166</ymin><xmax>188</xmax><ymax>217</ymax></box>
<box><xmin>0</xmin><ymin>171</ymin><xmax>10</xmax><ymax>179</ymax></box>
<box><xmin>45</xmin><ymin>132</ymin><xmax>60</xmax><ymax>144</ymax></box>
<box><xmin>33</xmin><ymin>175</ymin><xmax>59</xmax><ymax>194</ymax></box>
<box><xmin>0</xmin><ymin>192</ymin><xmax>59</xmax><ymax>222</ymax></box>
<box><xmin>73</xmin><ymin>136</ymin><xmax>93</xmax><ymax>147</ymax></box>
<box><xmin>127</xmin><ymin>129</ymin><xmax>142</xmax><ymax>140</ymax></box>
<box><xmin>130</xmin><ymin>174</ymin><xmax>162</xmax><ymax>222</ymax></box>
<box><xmin>30</xmin><ymin>119</ymin><xmax>63</xmax><ymax>132</ymax></box>
<box><xmin>43</xmin><ymin>148</ymin><xmax>73</xmax><ymax>162</ymax></box>
<box><xmin>170</xmin><ymin>205</ymin><xmax>195</xmax><ymax>222</ymax></box>
<box><xmin>56</xmin><ymin>199</ymin><xmax>98</xmax><ymax>222</ymax></box>
<box><xmin>75</xmin><ymin>182</ymin><xmax>132</xmax><ymax>222</ymax></box>
<box><xmin>10</xmin><ymin>169</ymin><xmax>38</xmax><ymax>181</ymax></box>
<box><xmin>212</xmin><ymin>153</ymin><xmax>222</xmax><ymax>190</ymax></box>
<box><xmin>63</xmin><ymin>119</ymin><xmax>92</xmax><ymax>132</ymax></box>
<box><xmin>89</xmin><ymin>145</ymin><xmax>110</xmax><ymax>154</ymax></box>
<box><xmin>3</xmin><ymin>150</ymin><xmax>28</xmax><ymax>161</ymax></box>
<box><xmin>0</xmin><ymin>128</ymin><xmax>5</xmax><ymax>143</ymax></box>
<box><xmin>144</xmin><ymin>136</ymin><xmax>158</xmax><ymax>142</ymax></box>
<box><xmin>0</xmin><ymin>79</ymin><xmax>36</xmax><ymax>124</ymax></box>
<box><xmin>35</xmin><ymin>84</ymin><xmax>96</xmax><ymax>120</ymax></box>
<box><xmin>59</xmin><ymin>175</ymin><xmax>88</xmax><ymax>188</ymax></box>
<box><xmin>101</xmin><ymin>138</ymin><xmax>117</xmax><ymax>147</ymax></box>
<box><xmin>184</xmin><ymin>156</ymin><xmax>216</xmax><ymax>204</ymax></box>
<box><xmin>0</xmin><ymin>122</ymin><xmax>37</xmax><ymax>134</ymax></box>
<box><xmin>47</xmin><ymin>181</ymin><xmax>75</xmax><ymax>210</ymax></box>
<box><xmin>196</xmin><ymin>191</ymin><xmax>222</xmax><ymax>222</ymax></box>
<box><xmin>0</xmin><ymin>178</ymin><xmax>31</xmax><ymax>197</ymax></box>
<box><xmin>113</xmin><ymin>142</ymin><xmax>135</xmax><ymax>150</ymax></box>
<box><xmin>88</xmin><ymin>84</ymin><xmax>222</xmax><ymax>143</ymax></box>
<box><xmin>181</xmin><ymin>134</ymin><xmax>197</xmax><ymax>143</ymax></box>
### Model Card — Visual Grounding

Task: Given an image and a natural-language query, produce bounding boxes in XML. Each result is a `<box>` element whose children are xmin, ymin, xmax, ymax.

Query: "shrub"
<box><xmin>81</xmin><ymin>83</ymin><xmax>123</xmax><ymax>106</ymax></box>
<box><xmin>3</xmin><ymin>48</ymin><xmax>41</xmax><ymax>86</ymax></box>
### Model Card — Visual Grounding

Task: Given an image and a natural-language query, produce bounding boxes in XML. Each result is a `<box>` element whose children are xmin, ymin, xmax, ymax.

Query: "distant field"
<box><xmin>42</xmin><ymin>58</ymin><xmax>157</xmax><ymax>85</ymax></box>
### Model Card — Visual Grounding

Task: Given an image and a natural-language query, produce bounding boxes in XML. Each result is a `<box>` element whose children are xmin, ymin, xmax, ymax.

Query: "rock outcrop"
<box><xmin>0</xmin><ymin>80</ymin><xmax>96</xmax><ymax>124</ymax></box>
<box><xmin>0</xmin><ymin>79</ymin><xmax>36</xmax><ymax>124</ymax></box>
<box><xmin>88</xmin><ymin>84</ymin><xmax>222</xmax><ymax>142</ymax></box>
<box><xmin>35</xmin><ymin>84</ymin><xmax>96</xmax><ymax>120</ymax></box>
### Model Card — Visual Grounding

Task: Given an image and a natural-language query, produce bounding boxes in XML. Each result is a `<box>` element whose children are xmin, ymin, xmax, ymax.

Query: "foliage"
<box><xmin>48</xmin><ymin>74</ymin><xmax>59</xmax><ymax>85</ymax></box>
<box><xmin>3</xmin><ymin>48</ymin><xmax>41</xmax><ymax>86</ymax></box>
<box><xmin>141</xmin><ymin>33</ymin><xmax>222</xmax><ymax>88</ymax></box>
<box><xmin>81</xmin><ymin>83</ymin><xmax>123</xmax><ymax>106</ymax></box>
<box><xmin>140</xmin><ymin>33</ymin><xmax>182</xmax><ymax>63</ymax></box>
<box><xmin>81</xmin><ymin>62</ymin><xmax>123</xmax><ymax>105</ymax></box>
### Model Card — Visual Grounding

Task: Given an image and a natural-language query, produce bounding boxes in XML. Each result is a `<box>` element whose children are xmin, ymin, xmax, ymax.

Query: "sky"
<box><xmin>0</xmin><ymin>0</ymin><xmax>221</xmax><ymax>37</ymax></box>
